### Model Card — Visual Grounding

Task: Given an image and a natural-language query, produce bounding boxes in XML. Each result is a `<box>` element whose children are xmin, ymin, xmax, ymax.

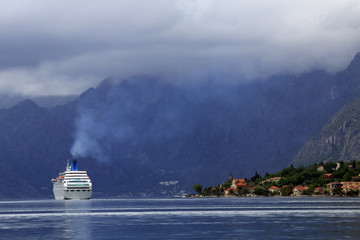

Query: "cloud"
<box><xmin>0</xmin><ymin>0</ymin><xmax>360</xmax><ymax>95</ymax></box>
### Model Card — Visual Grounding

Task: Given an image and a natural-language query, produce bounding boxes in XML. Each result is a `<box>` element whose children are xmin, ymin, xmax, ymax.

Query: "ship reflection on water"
<box><xmin>60</xmin><ymin>200</ymin><xmax>92</xmax><ymax>239</ymax></box>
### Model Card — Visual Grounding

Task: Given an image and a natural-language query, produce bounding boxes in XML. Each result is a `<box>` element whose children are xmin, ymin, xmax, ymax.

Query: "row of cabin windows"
<box><xmin>66</xmin><ymin>180</ymin><xmax>90</xmax><ymax>182</ymax></box>
<box><xmin>66</xmin><ymin>190</ymin><xmax>90</xmax><ymax>192</ymax></box>
<box><xmin>65</xmin><ymin>176</ymin><xmax>88</xmax><ymax>178</ymax></box>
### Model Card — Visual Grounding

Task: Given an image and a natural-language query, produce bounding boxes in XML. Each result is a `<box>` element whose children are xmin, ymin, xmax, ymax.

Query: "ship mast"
<box><xmin>66</xmin><ymin>160</ymin><xmax>70</xmax><ymax>171</ymax></box>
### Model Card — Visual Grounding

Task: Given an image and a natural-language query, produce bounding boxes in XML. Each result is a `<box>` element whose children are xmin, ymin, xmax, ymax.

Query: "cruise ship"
<box><xmin>51</xmin><ymin>159</ymin><xmax>92</xmax><ymax>200</ymax></box>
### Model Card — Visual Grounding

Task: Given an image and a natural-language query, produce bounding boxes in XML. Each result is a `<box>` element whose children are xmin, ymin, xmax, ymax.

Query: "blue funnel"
<box><xmin>70</xmin><ymin>159</ymin><xmax>78</xmax><ymax>171</ymax></box>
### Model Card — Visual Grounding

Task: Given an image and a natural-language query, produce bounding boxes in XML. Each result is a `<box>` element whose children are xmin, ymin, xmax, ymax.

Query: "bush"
<box><xmin>280</xmin><ymin>185</ymin><xmax>293</xmax><ymax>196</ymax></box>
<box><xmin>346</xmin><ymin>190</ymin><xmax>359</xmax><ymax>197</ymax></box>
<box><xmin>332</xmin><ymin>187</ymin><xmax>343</xmax><ymax>196</ymax></box>
<box><xmin>254</xmin><ymin>186</ymin><xmax>269</xmax><ymax>196</ymax></box>
<box><xmin>236</xmin><ymin>187</ymin><xmax>249</xmax><ymax>196</ymax></box>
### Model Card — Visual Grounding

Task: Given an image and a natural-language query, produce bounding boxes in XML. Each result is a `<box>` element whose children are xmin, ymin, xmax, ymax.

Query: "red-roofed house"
<box><xmin>322</xmin><ymin>173</ymin><xmax>334</xmax><ymax>179</ymax></box>
<box><xmin>224</xmin><ymin>188</ymin><xmax>237</xmax><ymax>195</ymax></box>
<box><xmin>340</xmin><ymin>182</ymin><xmax>360</xmax><ymax>194</ymax></box>
<box><xmin>341</xmin><ymin>185</ymin><xmax>358</xmax><ymax>193</ymax></box>
<box><xmin>341</xmin><ymin>182</ymin><xmax>360</xmax><ymax>187</ymax></box>
<box><xmin>268</xmin><ymin>186</ymin><xmax>280</xmax><ymax>193</ymax></box>
<box><xmin>270</xmin><ymin>177</ymin><xmax>281</xmax><ymax>183</ymax></box>
<box><xmin>293</xmin><ymin>186</ymin><xmax>308</xmax><ymax>196</ymax></box>
<box><xmin>231</xmin><ymin>179</ymin><xmax>247</xmax><ymax>189</ymax></box>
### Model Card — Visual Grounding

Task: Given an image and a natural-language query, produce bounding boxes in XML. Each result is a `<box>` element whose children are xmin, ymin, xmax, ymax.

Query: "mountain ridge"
<box><xmin>1</xmin><ymin>52</ymin><xmax>360</xmax><ymax>198</ymax></box>
<box><xmin>292</xmin><ymin>96</ymin><xmax>360</xmax><ymax>166</ymax></box>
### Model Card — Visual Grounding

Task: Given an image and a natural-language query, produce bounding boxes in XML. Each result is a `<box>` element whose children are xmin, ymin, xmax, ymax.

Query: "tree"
<box><xmin>250</xmin><ymin>171</ymin><xmax>261</xmax><ymax>182</ymax></box>
<box><xmin>254</xmin><ymin>186</ymin><xmax>269</xmax><ymax>196</ymax></box>
<box><xmin>334</xmin><ymin>167</ymin><xmax>348</xmax><ymax>179</ymax></box>
<box><xmin>323</xmin><ymin>162</ymin><xmax>337</xmax><ymax>173</ymax></box>
<box><xmin>346</xmin><ymin>189</ymin><xmax>359</xmax><ymax>197</ymax></box>
<box><xmin>201</xmin><ymin>187</ymin><xmax>213</xmax><ymax>196</ymax></box>
<box><xmin>304</xmin><ymin>186</ymin><xmax>314</xmax><ymax>195</ymax></box>
<box><xmin>352</xmin><ymin>160</ymin><xmax>356</xmax><ymax>168</ymax></box>
<box><xmin>332</xmin><ymin>187</ymin><xmax>343</xmax><ymax>196</ymax></box>
<box><xmin>236</xmin><ymin>186</ymin><xmax>249</xmax><ymax>196</ymax></box>
<box><xmin>192</xmin><ymin>184</ymin><xmax>203</xmax><ymax>194</ymax></box>
<box><xmin>343</xmin><ymin>172</ymin><xmax>352</xmax><ymax>181</ymax></box>
<box><xmin>213</xmin><ymin>186</ymin><xmax>222</xmax><ymax>196</ymax></box>
<box><xmin>280</xmin><ymin>184</ymin><xmax>293</xmax><ymax>196</ymax></box>
<box><xmin>222</xmin><ymin>179</ymin><xmax>232</xmax><ymax>189</ymax></box>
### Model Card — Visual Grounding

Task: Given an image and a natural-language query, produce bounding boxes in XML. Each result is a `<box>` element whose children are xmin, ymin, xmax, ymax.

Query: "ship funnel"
<box><xmin>70</xmin><ymin>158</ymin><xmax>78</xmax><ymax>171</ymax></box>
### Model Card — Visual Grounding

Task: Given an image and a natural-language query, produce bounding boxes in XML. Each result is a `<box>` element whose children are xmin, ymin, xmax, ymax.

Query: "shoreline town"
<box><xmin>190</xmin><ymin>161</ymin><xmax>360</xmax><ymax>197</ymax></box>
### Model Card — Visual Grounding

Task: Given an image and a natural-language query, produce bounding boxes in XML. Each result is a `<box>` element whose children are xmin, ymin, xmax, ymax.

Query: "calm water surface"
<box><xmin>1</xmin><ymin>197</ymin><xmax>360</xmax><ymax>239</ymax></box>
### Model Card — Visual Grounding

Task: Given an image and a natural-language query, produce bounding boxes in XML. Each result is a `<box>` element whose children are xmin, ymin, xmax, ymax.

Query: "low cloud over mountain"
<box><xmin>1</xmin><ymin>1</ymin><xmax>360</xmax><ymax>96</ymax></box>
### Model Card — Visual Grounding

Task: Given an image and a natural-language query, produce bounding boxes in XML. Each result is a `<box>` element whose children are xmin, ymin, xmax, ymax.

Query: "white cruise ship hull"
<box><xmin>53</xmin><ymin>183</ymin><xmax>92</xmax><ymax>200</ymax></box>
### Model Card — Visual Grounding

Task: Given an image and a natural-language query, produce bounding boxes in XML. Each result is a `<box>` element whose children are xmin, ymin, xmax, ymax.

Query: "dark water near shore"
<box><xmin>1</xmin><ymin>197</ymin><xmax>360</xmax><ymax>239</ymax></box>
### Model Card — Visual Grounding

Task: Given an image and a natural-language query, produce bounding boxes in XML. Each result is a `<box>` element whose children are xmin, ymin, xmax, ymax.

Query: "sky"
<box><xmin>1</xmin><ymin>0</ymin><xmax>360</xmax><ymax>96</ymax></box>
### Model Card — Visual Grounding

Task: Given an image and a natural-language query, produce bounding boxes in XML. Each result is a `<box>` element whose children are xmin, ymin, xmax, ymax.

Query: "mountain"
<box><xmin>0</xmin><ymin>99</ymin><xmax>76</xmax><ymax>198</ymax></box>
<box><xmin>1</xmin><ymin>52</ymin><xmax>360</xmax><ymax>198</ymax></box>
<box><xmin>292</xmin><ymin>96</ymin><xmax>360</xmax><ymax>166</ymax></box>
<box><xmin>0</xmin><ymin>93</ymin><xmax>77</xmax><ymax>109</ymax></box>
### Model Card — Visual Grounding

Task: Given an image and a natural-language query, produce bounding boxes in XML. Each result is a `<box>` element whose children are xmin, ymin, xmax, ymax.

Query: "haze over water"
<box><xmin>1</xmin><ymin>197</ymin><xmax>360</xmax><ymax>239</ymax></box>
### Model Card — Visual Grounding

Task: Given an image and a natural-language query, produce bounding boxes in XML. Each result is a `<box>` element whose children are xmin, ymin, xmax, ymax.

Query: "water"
<box><xmin>1</xmin><ymin>197</ymin><xmax>360</xmax><ymax>239</ymax></box>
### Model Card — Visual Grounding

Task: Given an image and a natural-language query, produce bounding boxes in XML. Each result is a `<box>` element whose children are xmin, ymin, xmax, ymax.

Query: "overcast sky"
<box><xmin>0</xmin><ymin>0</ymin><xmax>360</xmax><ymax>96</ymax></box>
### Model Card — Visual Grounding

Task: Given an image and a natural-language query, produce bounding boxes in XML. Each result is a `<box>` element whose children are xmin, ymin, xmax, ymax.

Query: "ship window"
<box><xmin>71</xmin><ymin>190</ymin><xmax>74</xmax><ymax>192</ymax></box>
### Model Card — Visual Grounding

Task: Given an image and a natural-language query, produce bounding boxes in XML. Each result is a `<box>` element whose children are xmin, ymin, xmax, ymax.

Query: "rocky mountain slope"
<box><xmin>293</xmin><ymin>96</ymin><xmax>360</xmax><ymax>166</ymax></box>
<box><xmin>1</xmin><ymin>52</ymin><xmax>360</xmax><ymax>198</ymax></box>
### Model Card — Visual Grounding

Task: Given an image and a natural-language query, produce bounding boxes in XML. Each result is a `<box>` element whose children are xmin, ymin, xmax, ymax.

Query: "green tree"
<box><xmin>213</xmin><ymin>186</ymin><xmax>223</xmax><ymax>196</ymax></box>
<box><xmin>304</xmin><ymin>186</ymin><xmax>314</xmax><ymax>195</ymax></box>
<box><xmin>323</xmin><ymin>162</ymin><xmax>337</xmax><ymax>173</ymax></box>
<box><xmin>343</xmin><ymin>172</ymin><xmax>352</xmax><ymax>181</ymax></box>
<box><xmin>222</xmin><ymin>179</ymin><xmax>232</xmax><ymax>189</ymax></box>
<box><xmin>201</xmin><ymin>187</ymin><xmax>213</xmax><ymax>196</ymax></box>
<box><xmin>332</xmin><ymin>187</ymin><xmax>343</xmax><ymax>196</ymax></box>
<box><xmin>236</xmin><ymin>187</ymin><xmax>249</xmax><ymax>196</ymax></box>
<box><xmin>280</xmin><ymin>184</ymin><xmax>293</xmax><ymax>196</ymax></box>
<box><xmin>254</xmin><ymin>186</ymin><xmax>269</xmax><ymax>196</ymax></box>
<box><xmin>192</xmin><ymin>184</ymin><xmax>203</xmax><ymax>194</ymax></box>
<box><xmin>334</xmin><ymin>167</ymin><xmax>348</xmax><ymax>179</ymax></box>
<box><xmin>346</xmin><ymin>190</ymin><xmax>359</xmax><ymax>197</ymax></box>
<box><xmin>250</xmin><ymin>171</ymin><xmax>261</xmax><ymax>182</ymax></box>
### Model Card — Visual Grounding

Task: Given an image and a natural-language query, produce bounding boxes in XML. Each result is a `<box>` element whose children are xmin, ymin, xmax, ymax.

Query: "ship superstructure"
<box><xmin>51</xmin><ymin>159</ymin><xmax>92</xmax><ymax>200</ymax></box>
